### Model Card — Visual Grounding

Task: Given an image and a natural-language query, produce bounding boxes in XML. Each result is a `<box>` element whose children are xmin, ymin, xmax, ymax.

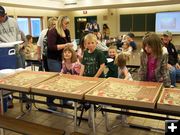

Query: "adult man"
<box><xmin>162</xmin><ymin>31</ymin><xmax>180</xmax><ymax>87</ymax></box>
<box><xmin>0</xmin><ymin>6</ymin><xmax>22</xmax><ymax>108</ymax></box>
<box><xmin>0</xmin><ymin>6</ymin><xmax>20</xmax><ymax>43</ymax></box>
<box><xmin>0</xmin><ymin>6</ymin><xmax>23</xmax><ymax>68</ymax></box>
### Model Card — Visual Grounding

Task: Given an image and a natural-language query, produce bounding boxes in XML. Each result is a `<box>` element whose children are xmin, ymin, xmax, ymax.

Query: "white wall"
<box><xmin>4</xmin><ymin>4</ymin><xmax>180</xmax><ymax>45</ymax></box>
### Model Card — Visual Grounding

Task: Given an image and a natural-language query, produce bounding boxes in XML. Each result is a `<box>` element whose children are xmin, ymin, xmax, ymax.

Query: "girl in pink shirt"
<box><xmin>61</xmin><ymin>46</ymin><xmax>81</xmax><ymax>75</ymax></box>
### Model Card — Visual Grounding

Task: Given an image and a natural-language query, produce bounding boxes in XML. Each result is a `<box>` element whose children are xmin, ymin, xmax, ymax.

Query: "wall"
<box><xmin>4</xmin><ymin>4</ymin><xmax>180</xmax><ymax>46</ymax></box>
<box><xmin>4</xmin><ymin>6</ymin><xmax>61</xmax><ymax>31</ymax></box>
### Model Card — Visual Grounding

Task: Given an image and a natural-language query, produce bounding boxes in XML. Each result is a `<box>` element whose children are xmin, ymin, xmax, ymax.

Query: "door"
<box><xmin>74</xmin><ymin>16</ymin><xmax>97</xmax><ymax>40</ymax></box>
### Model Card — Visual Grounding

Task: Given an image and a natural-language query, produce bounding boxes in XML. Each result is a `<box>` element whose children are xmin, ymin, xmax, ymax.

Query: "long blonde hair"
<box><xmin>56</xmin><ymin>16</ymin><xmax>70</xmax><ymax>37</ymax></box>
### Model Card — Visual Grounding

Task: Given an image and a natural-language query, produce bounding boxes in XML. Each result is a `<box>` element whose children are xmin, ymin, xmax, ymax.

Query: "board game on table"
<box><xmin>85</xmin><ymin>77</ymin><xmax>163</xmax><ymax>109</ymax></box>
<box><xmin>31</xmin><ymin>74</ymin><xmax>104</xmax><ymax>100</ymax></box>
<box><xmin>157</xmin><ymin>88</ymin><xmax>180</xmax><ymax>112</ymax></box>
<box><xmin>0</xmin><ymin>71</ymin><xmax>58</xmax><ymax>92</ymax></box>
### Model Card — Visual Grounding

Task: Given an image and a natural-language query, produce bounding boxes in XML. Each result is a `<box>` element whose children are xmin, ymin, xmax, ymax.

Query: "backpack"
<box><xmin>42</xmin><ymin>30</ymin><xmax>48</xmax><ymax>57</ymax></box>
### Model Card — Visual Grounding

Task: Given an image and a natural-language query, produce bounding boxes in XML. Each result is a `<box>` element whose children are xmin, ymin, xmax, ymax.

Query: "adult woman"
<box><xmin>102</xmin><ymin>24</ymin><xmax>110</xmax><ymax>40</ymax></box>
<box><xmin>47</xmin><ymin>16</ymin><xmax>73</xmax><ymax>109</ymax></box>
<box><xmin>47</xmin><ymin>16</ymin><xmax>73</xmax><ymax>72</ymax></box>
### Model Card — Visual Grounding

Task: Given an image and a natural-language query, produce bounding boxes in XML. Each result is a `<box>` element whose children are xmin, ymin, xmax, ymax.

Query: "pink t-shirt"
<box><xmin>61</xmin><ymin>61</ymin><xmax>81</xmax><ymax>75</ymax></box>
<box><xmin>147</xmin><ymin>55</ymin><xmax>157</xmax><ymax>81</ymax></box>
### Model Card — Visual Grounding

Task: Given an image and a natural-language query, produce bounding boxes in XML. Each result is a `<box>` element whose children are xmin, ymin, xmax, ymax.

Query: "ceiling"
<box><xmin>0</xmin><ymin>0</ymin><xmax>180</xmax><ymax>10</ymax></box>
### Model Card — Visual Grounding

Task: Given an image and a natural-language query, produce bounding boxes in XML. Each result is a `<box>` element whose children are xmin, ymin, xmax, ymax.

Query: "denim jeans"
<box><xmin>47</xmin><ymin>58</ymin><xmax>61</xmax><ymax>72</ymax></box>
<box><xmin>47</xmin><ymin>58</ymin><xmax>62</xmax><ymax>106</ymax></box>
<box><xmin>169</xmin><ymin>66</ymin><xmax>180</xmax><ymax>87</ymax></box>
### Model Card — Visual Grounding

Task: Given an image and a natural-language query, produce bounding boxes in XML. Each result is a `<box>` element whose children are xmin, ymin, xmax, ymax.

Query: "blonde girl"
<box><xmin>115</xmin><ymin>53</ymin><xmax>133</xmax><ymax>80</ymax></box>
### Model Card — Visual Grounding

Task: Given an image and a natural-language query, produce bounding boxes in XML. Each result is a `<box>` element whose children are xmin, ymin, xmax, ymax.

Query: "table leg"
<box><xmin>104</xmin><ymin>105</ymin><xmax>110</xmax><ymax>131</ymax></box>
<box><xmin>91</xmin><ymin>104</ymin><xmax>96</xmax><ymax>135</ymax></box>
<box><xmin>0</xmin><ymin>90</ymin><xmax>4</xmax><ymax>115</ymax></box>
<box><xmin>0</xmin><ymin>89</ymin><xmax>5</xmax><ymax>135</ymax></box>
<box><xmin>74</xmin><ymin>102</ymin><xmax>77</xmax><ymax>130</ymax></box>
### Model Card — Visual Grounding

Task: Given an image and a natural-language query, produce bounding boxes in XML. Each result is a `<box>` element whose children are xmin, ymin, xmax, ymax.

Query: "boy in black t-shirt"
<box><xmin>80</xmin><ymin>33</ymin><xmax>106</xmax><ymax>78</ymax></box>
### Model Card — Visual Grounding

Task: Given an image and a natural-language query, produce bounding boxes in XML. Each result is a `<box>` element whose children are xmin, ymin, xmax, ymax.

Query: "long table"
<box><xmin>31</xmin><ymin>74</ymin><xmax>104</xmax><ymax>129</ymax></box>
<box><xmin>0</xmin><ymin>70</ymin><xmax>58</xmax><ymax>135</ymax></box>
<box><xmin>84</xmin><ymin>78</ymin><xmax>180</xmax><ymax>134</ymax></box>
<box><xmin>1</xmin><ymin>72</ymin><xmax>180</xmax><ymax>135</ymax></box>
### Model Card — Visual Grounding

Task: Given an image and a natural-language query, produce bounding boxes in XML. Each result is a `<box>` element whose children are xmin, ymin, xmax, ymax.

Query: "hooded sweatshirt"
<box><xmin>0</xmin><ymin>16</ymin><xmax>20</xmax><ymax>43</ymax></box>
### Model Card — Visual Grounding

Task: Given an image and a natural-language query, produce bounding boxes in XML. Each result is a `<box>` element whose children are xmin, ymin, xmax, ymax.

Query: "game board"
<box><xmin>31</xmin><ymin>74</ymin><xmax>104</xmax><ymax>100</ymax></box>
<box><xmin>85</xmin><ymin>78</ymin><xmax>163</xmax><ymax>109</ymax></box>
<box><xmin>0</xmin><ymin>71</ymin><xmax>58</xmax><ymax>92</ymax></box>
<box><xmin>157</xmin><ymin>88</ymin><xmax>180</xmax><ymax>112</ymax></box>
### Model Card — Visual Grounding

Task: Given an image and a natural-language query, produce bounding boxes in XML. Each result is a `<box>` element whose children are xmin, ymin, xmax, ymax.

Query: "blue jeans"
<box><xmin>47</xmin><ymin>58</ymin><xmax>62</xmax><ymax>106</ymax></box>
<box><xmin>47</xmin><ymin>58</ymin><xmax>61</xmax><ymax>72</ymax></box>
<box><xmin>169</xmin><ymin>66</ymin><xmax>180</xmax><ymax>87</ymax></box>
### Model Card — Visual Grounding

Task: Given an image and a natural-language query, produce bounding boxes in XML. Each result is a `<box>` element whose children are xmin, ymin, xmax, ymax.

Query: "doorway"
<box><xmin>74</xmin><ymin>16</ymin><xmax>97</xmax><ymax>40</ymax></box>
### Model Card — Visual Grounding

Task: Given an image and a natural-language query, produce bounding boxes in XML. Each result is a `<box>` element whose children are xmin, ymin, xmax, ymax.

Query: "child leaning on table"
<box><xmin>61</xmin><ymin>46</ymin><xmax>81</xmax><ymax>75</ymax></box>
<box><xmin>106</xmin><ymin>45</ymin><xmax>118</xmax><ymax>78</ymax></box>
<box><xmin>80</xmin><ymin>33</ymin><xmax>106</xmax><ymax>78</ymax></box>
<box><xmin>114</xmin><ymin>52</ymin><xmax>132</xmax><ymax>123</ymax></box>
<box><xmin>138</xmin><ymin>33</ymin><xmax>171</xmax><ymax>87</ymax></box>
<box><xmin>115</xmin><ymin>52</ymin><xmax>133</xmax><ymax>81</ymax></box>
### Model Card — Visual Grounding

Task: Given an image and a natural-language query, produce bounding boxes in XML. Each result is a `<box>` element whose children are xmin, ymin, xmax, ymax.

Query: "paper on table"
<box><xmin>0</xmin><ymin>41</ymin><xmax>23</xmax><ymax>48</ymax></box>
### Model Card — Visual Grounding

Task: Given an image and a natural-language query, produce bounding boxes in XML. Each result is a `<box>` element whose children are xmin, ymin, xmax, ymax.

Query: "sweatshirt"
<box><xmin>0</xmin><ymin>16</ymin><xmax>20</xmax><ymax>43</ymax></box>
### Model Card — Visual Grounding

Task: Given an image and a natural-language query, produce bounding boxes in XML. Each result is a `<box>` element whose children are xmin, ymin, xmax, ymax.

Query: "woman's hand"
<box><xmin>66</xmin><ymin>43</ymin><xmax>73</xmax><ymax>48</ymax></box>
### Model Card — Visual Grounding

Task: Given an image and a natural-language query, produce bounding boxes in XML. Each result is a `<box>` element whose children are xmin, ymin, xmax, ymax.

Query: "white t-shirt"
<box><xmin>37</xmin><ymin>28</ymin><xmax>48</xmax><ymax>55</ymax></box>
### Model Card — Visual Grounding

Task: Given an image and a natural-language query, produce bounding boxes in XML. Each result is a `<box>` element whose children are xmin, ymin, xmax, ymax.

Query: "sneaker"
<box><xmin>48</xmin><ymin>106</ymin><xmax>57</xmax><ymax>111</ymax></box>
<box><xmin>63</xmin><ymin>101</ymin><xmax>73</xmax><ymax>106</ymax></box>
<box><xmin>7</xmin><ymin>100</ymin><xmax>14</xmax><ymax>108</ymax></box>
<box><xmin>170</xmin><ymin>85</ymin><xmax>175</xmax><ymax>88</ymax></box>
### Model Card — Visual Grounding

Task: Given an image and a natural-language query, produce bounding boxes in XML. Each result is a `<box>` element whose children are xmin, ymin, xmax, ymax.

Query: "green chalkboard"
<box><xmin>146</xmin><ymin>14</ymin><xmax>155</xmax><ymax>31</ymax></box>
<box><xmin>120</xmin><ymin>15</ymin><xmax>132</xmax><ymax>32</ymax></box>
<box><xmin>133</xmin><ymin>14</ymin><xmax>145</xmax><ymax>31</ymax></box>
<box><xmin>120</xmin><ymin>13</ymin><xmax>155</xmax><ymax>32</ymax></box>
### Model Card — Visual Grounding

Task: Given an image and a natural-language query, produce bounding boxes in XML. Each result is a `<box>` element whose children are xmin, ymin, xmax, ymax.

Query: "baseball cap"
<box><xmin>0</xmin><ymin>6</ymin><xmax>5</xmax><ymax>16</ymax></box>
<box><xmin>127</xmin><ymin>32</ymin><xmax>135</xmax><ymax>38</ymax></box>
<box><xmin>163</xmin><ymin>30</ymin><xmax>172</xmax><ymax>37</ymax></box>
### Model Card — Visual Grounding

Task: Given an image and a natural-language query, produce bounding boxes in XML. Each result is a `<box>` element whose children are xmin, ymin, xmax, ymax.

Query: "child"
<box><xmin>60</xmin><ymin>46</ymin><xmax>81</xmax><ymax>106</ymax></box>
<box><xmin>106</xmin><ymin>45</ymin><xmax>118</xmax><ymax>78</ymax></box>
<box><xmin>115</xmin><ymin>53</ymin><xmax>133</xmax><ymax>80</ymax></box>
<box><xmin>121</xmin><ymin>40</ymin><xmax>132</xmax><ymax>55</ymax></box>
<box><xmin>24</xmin><ymin>35</ymin><xmax>36</xmax><ymax>58</ymax></box>
<box><xmin>138</xmin><ymin>33</ymin><xmax>171</xmax><ymax>87</ymax></box>
<box><xmin>61</xmin><ymin>46</ymin><xmax>81</xmax><ymax>75</ymax></box>
<box><xmin>80</xmin><ymin>33</ymin><xmax>106</xmax><ymax>78</ymax></box>
<box><xmin>96</xmin><ymin>32</ymin><xmax>108</xmax><ymax>52</ymax></box>
<box><xmin>77</xmin><ymin>35</ymin><xmax>87</xmax><ymax>63</ymax></box>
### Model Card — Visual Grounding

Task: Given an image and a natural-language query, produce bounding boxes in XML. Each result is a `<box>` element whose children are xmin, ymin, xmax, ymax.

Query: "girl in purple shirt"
<box><xmin>139</xmin><ymin>33</ymin><xmax>170</xmax><ymax>87</ymax></box>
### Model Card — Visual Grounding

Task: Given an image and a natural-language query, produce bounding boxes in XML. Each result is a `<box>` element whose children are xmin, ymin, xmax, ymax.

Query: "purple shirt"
<box><xmin>147</xmin><ymin>55</ymin><xmax>157</xmax><ymax>81</ymax></box>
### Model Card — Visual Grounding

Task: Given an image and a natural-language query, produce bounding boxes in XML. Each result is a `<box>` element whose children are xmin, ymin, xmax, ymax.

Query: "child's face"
<box><xmin>108</xmin><ymin>49</ymin><xmax>116</xmax><ymax>58</ymax></box>
<box><xmin>144</xmin><ymin>44</ymin><xmax>153</xmax><ymax>54</ymax></box>
<box><xmin>123</xmin><ymin>42</ymin><xmax>129</xmax><ymax>49</ymax></box>
<box><xmin>85</xmin><ymin>39</ymin><xmax>97</xmax><ymax>52</ymax></box>
<box><xmin>63</xmin><ymin>50</ymin><xmax>72</xmax><ymax>60</ymax></box>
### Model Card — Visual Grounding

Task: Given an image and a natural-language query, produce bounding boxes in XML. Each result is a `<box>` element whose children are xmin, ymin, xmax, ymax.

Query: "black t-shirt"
<box><xmin>47</xmin><ymin>28</ymin><xmax>71</xmax><ymax>61</ymax></box>
<box><xmin>82</xmin><ymin>49</ymin><xmax>106</xmax><ymax>77</ymax></box>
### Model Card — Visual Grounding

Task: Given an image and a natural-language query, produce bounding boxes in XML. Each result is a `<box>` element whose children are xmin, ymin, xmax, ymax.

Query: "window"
<box><xmin>30</xmin><ymin>18</ymin><xmax>41</xmax><ymax>37</ymax></box>
<box><xmin>17</xmin><ymin>18</ymin><xmax>29</xmax><ymax>35</ymax></box>
<box><xmin>17</xmin><ymin>17</ymin><xmax>42</xmax><ymax>37</ymax></box>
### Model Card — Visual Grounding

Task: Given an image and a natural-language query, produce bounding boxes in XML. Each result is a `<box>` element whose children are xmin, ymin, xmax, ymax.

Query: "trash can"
<box><xmin>0</xmin><ymin>47</ymin><xmax>16</xmax><ymax>69</ymax></box>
